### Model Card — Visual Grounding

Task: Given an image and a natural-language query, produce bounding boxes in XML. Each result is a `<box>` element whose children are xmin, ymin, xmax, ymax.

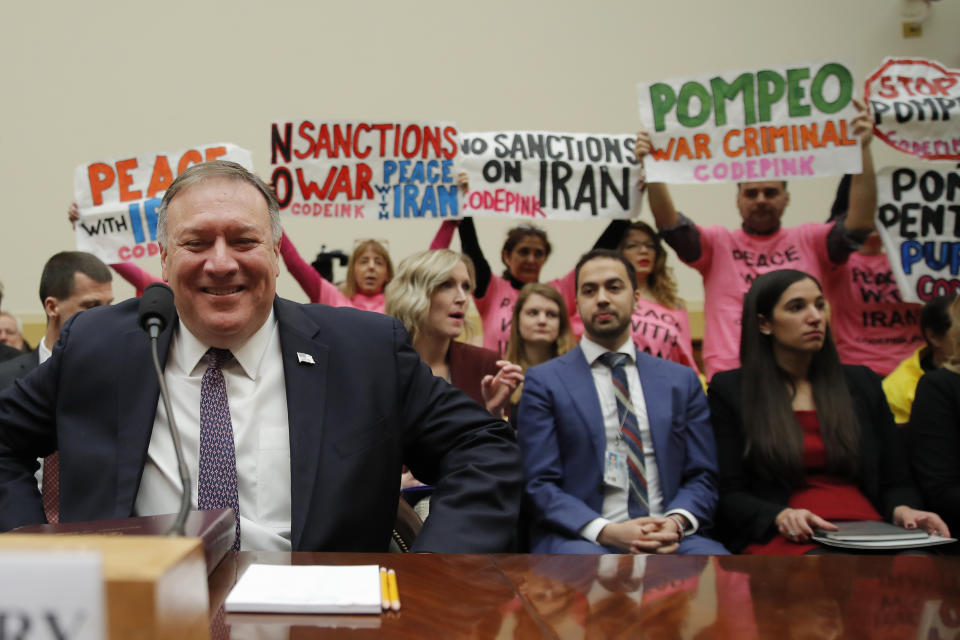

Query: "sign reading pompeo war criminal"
<box><xmin>638</xmin><ymin>60</ymin><xmax>862</xmax><ymax>184</ymax></box>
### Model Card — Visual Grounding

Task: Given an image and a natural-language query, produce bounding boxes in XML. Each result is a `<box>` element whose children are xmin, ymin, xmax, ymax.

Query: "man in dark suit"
<box><xmin>0</xmin><ymin>160</ymin><xmax>521</xmax><ymax>552</ymax></box>
<box><xmin>0</xmin><ymin>252</ymin><xmax>114</xmax><ymax>390</ymax></box>
<box><xmin>517</xmin><ymin>249</ymin><xmax>726</xmax><ymax>554</ymax></box>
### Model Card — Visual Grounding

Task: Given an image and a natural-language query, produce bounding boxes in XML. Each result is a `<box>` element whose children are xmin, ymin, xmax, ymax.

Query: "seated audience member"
<box><xmin>503</xmin><ymin>282</ymin><xmax>577</xmax><ymax>423</ymax></box>
<box><xmin>634</xmin><ymin>100</ymin><xmax>876</xmax><ymax>379</ymax></box>
<box><xmin>431</xmin><ymin>216</ymin><xmax>629</xmax><ymax>356</ymax></box>
<box><xmin>884</xmin><ymin>294</ymin><xmax>956</xmax><ymax>424</ymax></box>
<box><xmin>0</xmin><ymin>311</ymin><xmax>30</xmax><ymax>352</ymax></box>
<box><xmin>280</xmin><ymin>232</ymin><xmax>392</xmax><ymax>313</ymax></box>
<box><xmin>709</xmin><ymin>269</ymin><xmax>948</xmax><ymax>554</ymax></box>
<box><xmin>0</xmin><ymin>282</ymin><xmax>17</xmax><ymax>363</ymax></box>
<box><xmin>385</xmin><ymin>249</ymin><xmax>522</xmax><ymax>418</ymax></box>
<box><xmin>518</xmin><ymin>249</ymin><xmax>726</xmax><ymax>554</ymax></box>
<box><xmin>908</xmin><ymin>296</ymin><xmax>960</xmax><ymax>538</ymax></box>
<box><xmin>571</xmin><ymin>221</ymin><xmax>698</xmax><ymax>373</ymax></box>
<box><xmin>823</xmin><ymin>175</ymin><xmax>923</xmax><ymax>376</ymax></box>
<box><xmin>69</xmin><ymin>203</ymin><xmax>162</xmax><ymax>296</ymax></box>
<box><xmin>0</xmin><ymin>252</ymin><xmax>114</xmax><ymax>390</ymax></box>
<box><xmin>0</xmin><ymin>161</ymin><xmax>522</xmax><ymax>553</ymax></box>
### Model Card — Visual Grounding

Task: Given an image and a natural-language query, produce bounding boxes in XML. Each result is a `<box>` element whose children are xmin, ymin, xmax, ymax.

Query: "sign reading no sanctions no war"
<box><xmin>638</xmin><ymin>61</ymin><xmax>861</xmax><ymax>184</ymax></box>
<box><xmin>875</xmin><ymin>167</ymin><xmax>960</xmax><ymax>303</ymax></box>
<box><xmin>866</xmin><ymin>57</ymin><xmax>960</xmax><ymax>161</ymax></box>
<box><xmin>459</xmin><ymin>132</ymin><xmax>643</xmax><ymax>220</ymax></box>
<box><xmin>74</xmin><ymin>144</ymin><xmax>253</xmax><ymax>263</ymax></box>
<box><xmin>269</xmin><ymin>121</ymin><xmax>460</xmax><ymax>222</ymax></box>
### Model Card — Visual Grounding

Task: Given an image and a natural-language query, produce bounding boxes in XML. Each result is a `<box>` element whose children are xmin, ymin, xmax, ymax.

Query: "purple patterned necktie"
<box><xmin>198</xmin><ymin>347</ymin><xmax>241</xmax><ymax>550</ymax></box>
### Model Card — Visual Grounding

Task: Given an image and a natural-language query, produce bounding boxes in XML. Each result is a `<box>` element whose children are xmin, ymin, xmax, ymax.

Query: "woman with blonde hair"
<box><xmin>280</xmin><ymin>233</ymin><xmax>392</xmax><ymax>313</ymax></box>
<box><xmin>504</xmin><ymin>282</ymin><xmax>576</xmax><ymax>417</ymax></box>
<box><xmin>386</xmin><ymin>249</ymin><xmax>522</xmax><ymax>418</ymax></box>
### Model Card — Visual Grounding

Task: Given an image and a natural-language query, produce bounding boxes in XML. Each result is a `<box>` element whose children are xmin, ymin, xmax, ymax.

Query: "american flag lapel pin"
<box><xmin>297</xmin><ymin>352</ymin><xmax>316</xmax><ymax>365</ymax></box>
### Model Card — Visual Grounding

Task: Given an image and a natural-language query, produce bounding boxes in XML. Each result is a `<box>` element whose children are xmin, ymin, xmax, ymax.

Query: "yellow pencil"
<box><xmin>380</xmin><ymin>567</ymin><xmax>391</xmax><ymax>611</ymax></box>
<box><xmin>387</xmin><ymin>568</ymin><xmax>401</xmax><ymax>611</ymax></box>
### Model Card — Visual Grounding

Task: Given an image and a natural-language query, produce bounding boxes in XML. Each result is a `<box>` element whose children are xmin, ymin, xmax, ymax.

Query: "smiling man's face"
<box><xmin>160</xmin><ymin>177</ymin><xmax>280</xmax><ymax>349</ymax></box>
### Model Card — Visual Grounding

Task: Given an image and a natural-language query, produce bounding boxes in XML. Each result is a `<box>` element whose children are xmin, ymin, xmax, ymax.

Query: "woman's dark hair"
<box><xmin>501</xmin><ymin>225</ymin><xmax>551</xmax><ymax>277</ymax></box>
<box><xmin>739</xmin><ymin>269</ymin><xmax>860</xmax><ymax>486</ymax></box>
<box><xmin>921</xmin><ymin>294</ymin><xmax>956</xmax><ymax>343</ymax></box>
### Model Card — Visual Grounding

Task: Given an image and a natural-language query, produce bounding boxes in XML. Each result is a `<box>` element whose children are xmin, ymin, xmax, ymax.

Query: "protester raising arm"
<box><xmin>69</xmin><ymin>203</ymin><xmax>161</xmax><ymax>295</ymax></box>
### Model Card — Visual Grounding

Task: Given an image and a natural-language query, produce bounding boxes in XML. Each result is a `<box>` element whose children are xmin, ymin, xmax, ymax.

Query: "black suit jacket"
<box><xmin>0</xmin><ymin>342</ymin><xmax>24</xmax><ymax>364</ymax></box>
<box><xmin>0</xmin><ymin>296</ymin><xmax>522</xmax><ymax>552</ymax></box>
<box><xmin>709</xmin><ymin>365</ymin><xmax>922</xmax><ymax>553</ymax></box>
<box><xmin>0</xmin><ymin>348</ymin><xmax>39</xmax><ymax>389</ymax></box>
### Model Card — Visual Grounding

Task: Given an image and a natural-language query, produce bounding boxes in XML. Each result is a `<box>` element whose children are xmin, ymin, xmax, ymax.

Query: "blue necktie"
<box><xmin>198</xmin><ymin>348</ymin><xmax>241</xmax><ymax>550</ymax></box>
<box><xmin>598</xmin><ymin>352</ymin><xmax>649</xmax><ymax>517</ymax></box>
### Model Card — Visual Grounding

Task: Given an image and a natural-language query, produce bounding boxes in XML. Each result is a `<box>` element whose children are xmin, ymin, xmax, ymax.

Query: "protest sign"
<box><xmin>875</xmin><ymin>166</ymin><xmax>960</xmax><ymax>303</ymax></box>
<box><xmin>269</xmin><ymin>121</ymin><xmax>460</xmax><ymax>222</ymax></box>
<box><xmin>73</xmin><ymin>144</ymin><xmax>253</xmax><ymax>263</ymax></box>
<box><xmin>865</xmin><ymin>57</ymin><xmax>960</xmax><ymax>161</ymax></box>
<box><xmin>638</xmin><ymin>61</ymin><xmax>861</xmax><ymax>184</ymax></box>
<box><xmin>459</xmin><ymin>132</ymin><xmax>643</xmax><ymax>220</ymax></box>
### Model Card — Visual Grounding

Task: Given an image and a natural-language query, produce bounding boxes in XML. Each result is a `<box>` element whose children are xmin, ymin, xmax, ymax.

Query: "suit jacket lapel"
<box><xmin>558</xmin><ymin>346</ymin><xmax>607</xmax><ymax>470</ymax></box>
<box><xmin>635</xmin><ymin>356</ymin><xmax>672</xmax><ymax>498</ymax></box>
<box><xmin>273</xmin><ymin>297</ymin><xmax>329</xmax><ymax>550</ymax></box>
<box><xmin>115</xmin><ymin>319</ymin><xmax>175</xmax><ymax>517</ymax></box>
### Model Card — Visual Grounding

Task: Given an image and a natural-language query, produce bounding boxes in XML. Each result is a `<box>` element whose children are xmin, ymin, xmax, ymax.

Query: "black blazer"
<box><xmin>709</xmin><ymin>365</ymin><xmax>922</xmax><ymax>553</ymax></box>
<box><xmin>0</xmin><ymin>348</ymin><xmax>40</xmax><ymax>390</ymax></box>
<box><xmin>0</xmin><ymin>297</ymin><xmax>522</xmax><ymax>552</ymax></box>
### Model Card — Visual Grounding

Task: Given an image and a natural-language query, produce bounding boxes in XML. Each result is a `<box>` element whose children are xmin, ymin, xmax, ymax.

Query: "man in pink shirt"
<box><xmin>635</xmin><ymin>101</ymin><xmax>877</xmax><ymax>379</ymax></box>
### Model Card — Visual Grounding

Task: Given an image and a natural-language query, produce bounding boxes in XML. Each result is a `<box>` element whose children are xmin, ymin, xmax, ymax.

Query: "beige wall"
<box><xmin>2</xmin><ymin>0</ymin><xmax>958</xmax><ymax>326</ymax></box>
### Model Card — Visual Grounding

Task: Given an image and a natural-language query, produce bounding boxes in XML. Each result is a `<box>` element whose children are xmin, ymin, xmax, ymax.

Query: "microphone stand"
<box><xmin>147</xmin><ymin>322</ymin><xmax>192</xmax><ymax>537</ymax></box>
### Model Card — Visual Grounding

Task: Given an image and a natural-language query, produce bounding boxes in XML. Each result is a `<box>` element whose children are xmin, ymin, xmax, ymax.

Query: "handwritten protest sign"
<box><xmin>875</xmin><ymin>167</ymin><xmax>960</xmax><ymax>303</ymax></box>
<box><xmin>866</xmin><ymin>57</ymin><xmax>960</xmax><ymax>161</ymax></box>
<box><xmin>459</xmin><ymin>132</ymin><xmax>643</xmax><ymax>220</ymax></box>
<box><xmin>638</xmin><ymin>61</ymin><xmax>861</xmax><ymax>184</ymax></box>
<box><xmin>74</xmin><ymin>144</ymin><xmax>253</xmax><ymax>263</ymax></box>
<box><xmin>269</xmin><ymin>121</ymin><xmax>460</xmax><ymax>222</ymax></box>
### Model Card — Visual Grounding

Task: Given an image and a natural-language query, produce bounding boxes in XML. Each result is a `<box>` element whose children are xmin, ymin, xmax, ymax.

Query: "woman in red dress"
<box><xmin>708</xmin><ymin>269</ymin><xmax>949</xmax><ymax>554</ymax></box>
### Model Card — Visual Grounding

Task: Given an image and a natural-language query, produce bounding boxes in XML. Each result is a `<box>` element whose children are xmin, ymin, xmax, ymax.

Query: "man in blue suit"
<box><xmin>517</xmin><ymin>249</ymin><xmax>726</xmax><ymax>554</ymax></box>
<box><xmin>0</xmin><ymin>160</ymin><xmax>521</xmax><ymax>552</ymax></box>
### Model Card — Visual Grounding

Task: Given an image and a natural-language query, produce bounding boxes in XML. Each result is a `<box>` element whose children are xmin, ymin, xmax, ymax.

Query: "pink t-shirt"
<box><xmin>691</xmin><ymin>223</ymin><xmax>834</xmax><ymax>379</ymax></box>
<box><xmin>279</xmin><ymin>232</ymin><xmax>386</xmax><ymax>313</ymax></box>
<box><xmin>571</xmin><ymin>298</ymin><xmax>699</xmax><ymax>373</ymax></box>
<box><xmin>823</xmin><ymin>252</ymin><xmax>923</xmax><ymax>376</ymax></box>
<box><xmin>475</xmin><ymin>271</ymin><xmax>577</xmax><ymax>356</ymax></box>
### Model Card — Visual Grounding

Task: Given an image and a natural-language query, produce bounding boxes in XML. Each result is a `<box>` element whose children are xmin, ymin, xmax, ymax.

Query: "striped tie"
<box><xmin>198</xmin><ymin>348</ymin><xmax>241</xmax><ymax>551</ymax></box>
<box><xmin>598</xmin><ymin>352</ymin><xmax>649</xmax><ymax>517</ymax></box>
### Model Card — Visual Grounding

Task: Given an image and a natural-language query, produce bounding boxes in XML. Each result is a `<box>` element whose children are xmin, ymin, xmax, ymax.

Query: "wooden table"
<box><xmin>210</xmin><ymin>552</ymin><xmax>960</xmax><ymax>639</ymax></box>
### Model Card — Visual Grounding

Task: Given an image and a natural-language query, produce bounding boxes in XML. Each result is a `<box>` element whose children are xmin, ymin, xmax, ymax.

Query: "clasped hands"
<box><xmin>598</xmin><ymin>516</ymin><xmax>683</xmax><ymax>554</ymax></box>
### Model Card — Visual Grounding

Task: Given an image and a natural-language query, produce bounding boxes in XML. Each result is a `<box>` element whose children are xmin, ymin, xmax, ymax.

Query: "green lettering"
<box><xmin>710</xmin><ymin>73</ymin><xmax>756</xmax><ymax>127</ymax></box>
<box><xmin>811</xmin><ymin>63</ymin><xmax>853</xmax><ymax>114</ymax></box>
<box><xmin>649</xmin><ymin>83</ymin><xmax>677</xmax><ymax>132</ymax></box>
<box><xmin>787</xmin><ymin>67</ymin><xmax>811</xmax><ymax>117</ymax></box>
<box><xmin>676</xmin><ymin>81</ymin><xmax>711</xmax><ymax>128</ymax></box>
<box><xmin>757</xmin><ymin>70</ymin><xmax>786</xmax><ymax>122</ymax></box>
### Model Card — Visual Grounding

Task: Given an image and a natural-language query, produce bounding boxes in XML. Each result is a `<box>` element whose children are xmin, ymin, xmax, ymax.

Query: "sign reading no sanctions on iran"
<box><xmin>459</xmin><ymin>132</ymin><xmax>643</xmax><ymax>220</ymax></box>
<box><xmin>865</xmin><ymin>57</ymin><xmax>960</xmax><ymax>161</ymax></box>
<box><xmin>74</xmin><ymin>143</ymin><xmax>253</xmax><ymax>263</ymax></box>
<box><xmin>638</xmin><ymin>61</ymin><xmax>861</xmax><ymax>184</ymax></box>
<box><xmin>269</xmin><ymin>121</ymin><xmax>460</xmax><ymax>222</ymax></box>
<box><xmin>875</xmin><ymin>167</ymin><xmax>960</xmax><ymax>303</ymax></box>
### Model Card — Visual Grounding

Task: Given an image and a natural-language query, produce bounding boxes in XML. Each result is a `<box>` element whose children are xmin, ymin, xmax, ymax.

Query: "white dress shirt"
<box><xmin>135</xmin><ymin>311</ymin><xmax>293</xmax><ymax>551</ymax></box>
<box><xmin>578</xmin><ymin>336</ymin><xmax>698</xmax><ymax>543</ymax></box>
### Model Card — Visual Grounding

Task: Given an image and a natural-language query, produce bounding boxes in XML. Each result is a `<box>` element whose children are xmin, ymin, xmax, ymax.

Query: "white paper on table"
<box><xmin>225</xmin><ymin>564</ymin><xmax>383</xmax><ymax>614</ymax></box>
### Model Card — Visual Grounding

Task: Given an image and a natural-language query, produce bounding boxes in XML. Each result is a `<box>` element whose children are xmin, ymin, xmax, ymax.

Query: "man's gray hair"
<box><xmin>156</xmin><ymin>160</ymin><xmax>282</xmax><ymax>248</ymax></box>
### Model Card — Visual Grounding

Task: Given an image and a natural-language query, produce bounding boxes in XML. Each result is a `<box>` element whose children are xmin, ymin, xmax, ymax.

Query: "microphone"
<box><xmin>138</xmin><ymin>283</ymin><xmax>176</xmax><ymax>339</ymax></box>
<box><xmin>138</xmin><ymin>283</ymin><xmax>193</xmax><ymax>538</ymax></box>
